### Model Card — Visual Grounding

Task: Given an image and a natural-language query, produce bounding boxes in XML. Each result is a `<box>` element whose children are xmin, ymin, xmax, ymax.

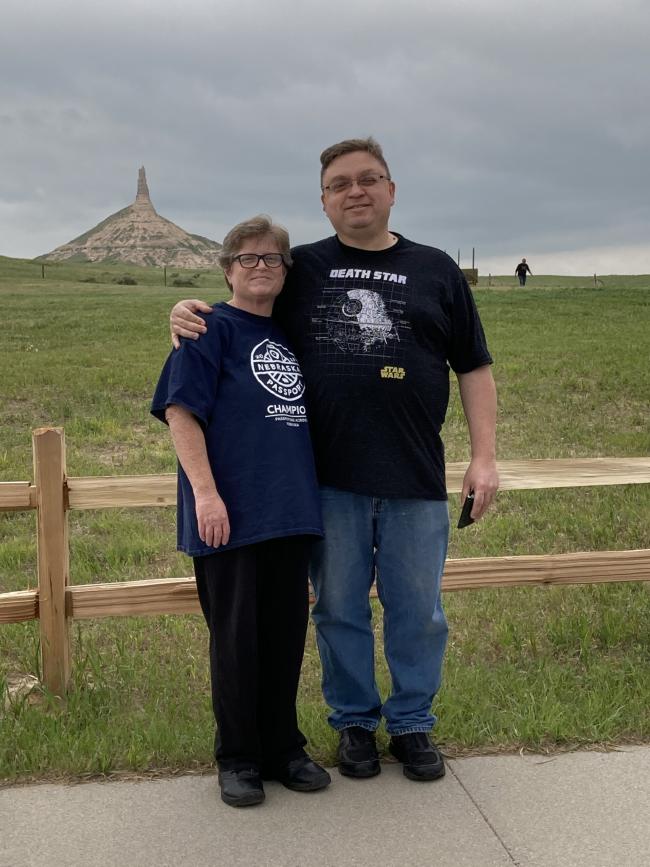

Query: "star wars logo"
<box><xmin>251</xmin><ymin>340</ymin><xmax>305</xmax><ymax>400</ymax></box>
<box><xmin>380</xmin><ymin>365</ymin><xmax>406</xmax><ymax>379</ymax></box>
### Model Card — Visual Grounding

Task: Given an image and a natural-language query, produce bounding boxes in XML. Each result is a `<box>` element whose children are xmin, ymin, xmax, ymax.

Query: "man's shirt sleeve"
<box><xmin>446</xmin><ymin>267</ymin><xmax>493</xmax><ymax>374</ymax></box>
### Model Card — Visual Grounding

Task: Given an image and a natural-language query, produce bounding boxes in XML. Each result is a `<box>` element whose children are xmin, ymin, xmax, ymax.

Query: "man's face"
<box><xmin>320</xmin><ymin>151</ymin><xmax>395</xmax><ymax>241</ymax></box>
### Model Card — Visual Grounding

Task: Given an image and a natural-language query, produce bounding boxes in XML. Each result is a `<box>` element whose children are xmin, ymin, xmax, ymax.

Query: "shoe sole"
<box><xmin>280</xmin><ymin>775</ymin><xmax>332</xmax><ymax>792</ymax></box>
<box><xmin>220</xmin><ymin>790</ymin><xmax>266</xmax><ymax>807</ymax></box>
<box><xmin>402</xmin><ymin>763</ymin><xmax>445</xmax><ymax>782</ymax></box>
<box><xmin>338</xmin><ymin>761</ymin><xmax>381</xmax><ymax>779</ymax></box>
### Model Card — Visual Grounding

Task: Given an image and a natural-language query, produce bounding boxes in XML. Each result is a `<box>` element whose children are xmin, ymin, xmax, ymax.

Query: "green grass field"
<box><xmin>1</xmin><ymin>256</ymin><xmax>649</xmax><ymax>781</ymax></box>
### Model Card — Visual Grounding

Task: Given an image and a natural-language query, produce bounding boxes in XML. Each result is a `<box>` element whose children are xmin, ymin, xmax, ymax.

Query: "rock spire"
<box><xmin>136</xmin><ymin>166</ymin><xmax>152</xmax><ymax>204</ymax></box>
<box><xmin>38</xmin><ymin>167</ymin><xmax>222</xmax><ymax>268</ymax></box>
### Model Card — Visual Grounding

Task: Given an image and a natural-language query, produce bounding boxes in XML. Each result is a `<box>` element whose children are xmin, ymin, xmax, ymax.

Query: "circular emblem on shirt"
<box><xmin>250</xmin><ymin>339</ymin><xmax>305</xmax><ymax>401</ymax></box>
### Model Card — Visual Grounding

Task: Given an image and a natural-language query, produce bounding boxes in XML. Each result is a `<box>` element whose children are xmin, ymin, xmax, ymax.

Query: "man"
<box><xmin>515</xmin><ymin>258</ymin><xmax>533</xmax><ymax>286</ymax></box>
<box><xmin>170</xmin><ymin>137</ymin><xmax>498</xmax><ymax>783</ymax></box>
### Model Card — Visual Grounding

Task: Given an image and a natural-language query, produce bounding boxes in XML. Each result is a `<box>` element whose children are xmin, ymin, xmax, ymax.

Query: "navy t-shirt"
<box><xmin>274</xmin><ymin>234</ymin><xmax>493</xmax><ymax>500</ymax></box>
<box><xmin>151</xmin><ymin>302</ymin><xmax>323</xmax><ymax>556</ymax></box>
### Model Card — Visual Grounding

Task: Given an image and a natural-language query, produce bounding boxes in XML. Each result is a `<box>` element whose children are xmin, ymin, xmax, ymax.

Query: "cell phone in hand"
<box><xmin>457</xmin><ymin>493</ymin><xmax>475</xmax><ymax>529</ymax></box>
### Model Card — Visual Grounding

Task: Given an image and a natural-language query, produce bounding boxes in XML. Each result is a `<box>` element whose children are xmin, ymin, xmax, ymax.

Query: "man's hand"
<box><xmin>456</xmin><ymin>365</ymin><xmax>498</xmax><ymax>522</ymax></box>
<box><xmin>195</xmin><ymin>492</ymin><xmax>230</xmax><ymax>548</ymax></box>
<box><xmin>170</xmin><ymin>299</ymin><xmax>212</xmax><ymax>349</ymax></box>
<box><xmin>461</xmin><ymin>458</ymin><xmax>499</xmax><ymax>521</ymax></box>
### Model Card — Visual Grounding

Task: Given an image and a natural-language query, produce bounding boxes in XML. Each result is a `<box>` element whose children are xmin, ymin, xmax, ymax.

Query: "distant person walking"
<box><xmin>515</xmin><ymin>258</ymin><xmax>532</xmax><ymax>286</ymax></box>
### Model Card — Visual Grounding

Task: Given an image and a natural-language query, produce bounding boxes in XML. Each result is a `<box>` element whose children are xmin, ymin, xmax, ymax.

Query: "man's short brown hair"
<box><xmin>319</xmin><ymin>137</ymin><xmax>391</xmax><ymax>184</ymax></box>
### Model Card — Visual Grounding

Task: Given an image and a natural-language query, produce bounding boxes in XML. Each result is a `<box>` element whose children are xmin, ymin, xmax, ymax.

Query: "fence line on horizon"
<box><xmin>1</xmin><ymin>428</ymin><xmax>649</xmax><ymax>696</ymax></box>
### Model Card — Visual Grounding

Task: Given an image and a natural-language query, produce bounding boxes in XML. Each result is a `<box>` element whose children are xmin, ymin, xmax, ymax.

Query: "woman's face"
<box><xmin>225</xmin><ymin>235</ymin><xmax>286</xmax><ymax>307</ymax></box>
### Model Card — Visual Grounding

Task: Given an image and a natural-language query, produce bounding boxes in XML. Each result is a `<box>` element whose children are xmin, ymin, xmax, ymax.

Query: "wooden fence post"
<box><xmin>33</xmin><ymin>428</ymin><xmax>71</xmax><ymax>695</ymax></box>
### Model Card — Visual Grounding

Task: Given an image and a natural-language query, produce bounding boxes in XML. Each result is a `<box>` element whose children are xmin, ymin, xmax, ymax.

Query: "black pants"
<box><xmin>193</xmin><ymin>536</ymin><xmax>311</xmax><ymax>772</ymax></box>
<box><xmin>518</xmin><ymin>273</ymin><xmax>527</xmax><ymax>286</ymax></box>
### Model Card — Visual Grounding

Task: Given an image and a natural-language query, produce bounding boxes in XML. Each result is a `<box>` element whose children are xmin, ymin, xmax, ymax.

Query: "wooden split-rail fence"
<box><xmin>1</xmin><ymin>428</ymin><xmax>650</xmax><ymax>697</ymax></box>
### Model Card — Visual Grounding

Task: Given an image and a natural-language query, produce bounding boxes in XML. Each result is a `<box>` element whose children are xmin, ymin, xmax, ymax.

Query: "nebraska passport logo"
<box><xmin>250</xmin><ymin>340</ymin><xmax>305</xmax><ymax>400</ymax></box>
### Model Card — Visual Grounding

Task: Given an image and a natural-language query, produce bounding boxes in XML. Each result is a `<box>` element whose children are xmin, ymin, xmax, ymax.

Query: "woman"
<box><xmin>151</xmin><ymin>215</ymin><xmax>330</xmax><ymax>807</ymax></box>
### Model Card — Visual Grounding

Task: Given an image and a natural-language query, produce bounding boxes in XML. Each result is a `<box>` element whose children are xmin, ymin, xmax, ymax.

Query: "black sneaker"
<box><xmin>389</xmin><ymin>732</ymin><xmax>445</xmax><ymax>781</ymax></box>
<box><xmin>337</xmin><ymin>726</ymin><xmax>381</xmax><ymax>778</ymax></box>
<box><xmin>269</xmin><ymin>754</ymin><xmax>331</xmax><ymax>792</ymax></box>
<box><xmin>218</xmin><ymin>768</ymin><xmax>265</xmax><ymax>807</ymax></box>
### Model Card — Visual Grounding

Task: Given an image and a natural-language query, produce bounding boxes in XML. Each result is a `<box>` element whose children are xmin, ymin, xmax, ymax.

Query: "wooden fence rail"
<box><xmin>1</xmin><ymin>428</ymin><xmax>649</xmax><ymax>695</ymax></box>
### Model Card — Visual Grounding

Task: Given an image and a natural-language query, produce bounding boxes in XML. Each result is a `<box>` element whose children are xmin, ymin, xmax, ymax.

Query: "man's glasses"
<box><xmin>232</xmin><ymin>253</ymin><xmax>286</xmax><ymax>269</ymax></box>
<box><xmin>322</xmin><ymin>172</ymin><xmax>390</xmax><ymax>195</ymax></box>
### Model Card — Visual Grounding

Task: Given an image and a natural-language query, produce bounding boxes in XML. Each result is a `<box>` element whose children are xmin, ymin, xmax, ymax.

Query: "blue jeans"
<box><xmin>310</xmin><ymin>487</ymin><xmax>449</xmax><ymax>735</ymax></box>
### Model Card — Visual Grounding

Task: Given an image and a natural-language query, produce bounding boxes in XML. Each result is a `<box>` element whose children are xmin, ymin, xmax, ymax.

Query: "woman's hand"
<box><xmin>170</xmin><ymin>299</ymin><xmax>213</xmax><ymax>349</ymax></box>
<box><xmin>195</xmin><ymin>491</ymin><xmax>230</xmax><ymax>548</ymax></box>
<box><xmin>165</xmin><ymin>405</ymin><xmax>228</xmax><ymax>546</ymax></box>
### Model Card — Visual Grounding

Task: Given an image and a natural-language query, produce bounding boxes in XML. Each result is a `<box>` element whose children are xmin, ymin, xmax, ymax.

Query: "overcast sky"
<box><xmin>2</xmin><ymin>0</ymin><xmax>649</xmax><ymax>274</ymax></box>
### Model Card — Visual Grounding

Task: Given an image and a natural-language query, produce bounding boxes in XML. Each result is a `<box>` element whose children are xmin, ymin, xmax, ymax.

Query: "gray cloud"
<box><xmin>1</xmin><ymin>0</ymin><xmax>649</xmax><ymax>272</ymax></box>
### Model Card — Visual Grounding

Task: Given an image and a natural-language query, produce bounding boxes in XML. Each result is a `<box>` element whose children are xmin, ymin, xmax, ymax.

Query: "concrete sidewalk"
<box><xmin>1</xmin><ymin>747</ymin><xmax>648</xmax><ymax>867</ymax></box>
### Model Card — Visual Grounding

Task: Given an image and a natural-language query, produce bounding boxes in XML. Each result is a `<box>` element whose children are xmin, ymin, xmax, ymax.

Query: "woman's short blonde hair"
<box><xmin>218</xmin><ymin>215</ymin><xmax>292</xmax><ymax>278</ymax></box>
